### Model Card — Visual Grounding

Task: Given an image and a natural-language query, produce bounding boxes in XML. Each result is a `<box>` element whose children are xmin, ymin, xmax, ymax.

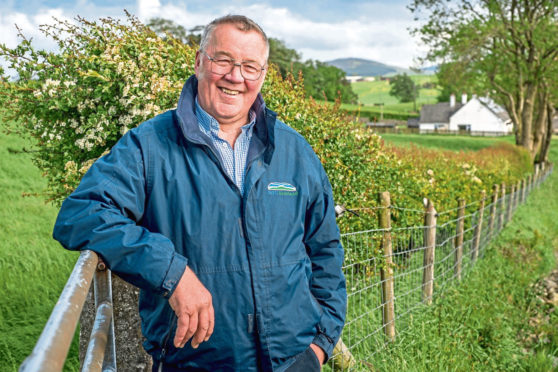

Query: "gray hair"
<box><xmin>200</xmin><ymin>15</ymin><xmax>269</xmax><ymax>60</ymax></box>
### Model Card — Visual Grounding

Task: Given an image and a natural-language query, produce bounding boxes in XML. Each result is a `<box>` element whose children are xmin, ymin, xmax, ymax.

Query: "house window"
<box><xmin>458</xmin><ymin>124</ymin><xmax>471</xmax><ymax>132</ymax></box>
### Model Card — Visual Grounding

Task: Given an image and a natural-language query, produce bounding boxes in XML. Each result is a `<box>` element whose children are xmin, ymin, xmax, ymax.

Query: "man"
<box><xmin>54</xmin><ymin>15</ymin><xmax>346</xmax><ymax>371</ymax></box>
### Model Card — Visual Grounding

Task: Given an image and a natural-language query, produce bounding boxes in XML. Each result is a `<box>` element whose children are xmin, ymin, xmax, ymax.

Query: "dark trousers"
<box><xmin>284</xmin><ymin>347</ymin><xmax>321</xmax><ymax>372</ymax></box>
<box><xmin>152</xmin><ymin>346</ymin><xmax>321</xmax><ymax>372</ymax></box>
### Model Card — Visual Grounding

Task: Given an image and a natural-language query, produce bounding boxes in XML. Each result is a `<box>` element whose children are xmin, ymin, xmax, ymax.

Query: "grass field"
<box><xmin>379</xmin><ymin>133</ymin><xmax>516</xmax><ymax>151</ymax></box>
<box><xmin>347</xmin><ymin>75</ymin><xmax>440</xmax><ymax>116</ymax></box>
<box><xmin>366</xmin><ymin>136</ymin><xmax>558</xmax><ymax>371</ymax></box>
<box><xmin>0</xmin><ymin>131</ymin><xmax>79</xmax><ymax>371</ymax></box>
<box><xmin>0</xmin><ymin>128</ymin><xmax>556</xmax><ymax>371</ymax></box>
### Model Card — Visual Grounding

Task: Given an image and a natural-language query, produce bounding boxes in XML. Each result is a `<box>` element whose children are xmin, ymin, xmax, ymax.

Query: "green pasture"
<box><xmin>0</xmin><ymin>131</ymin><xmax>79</xmax><ymax>371</ymax></box>
<box><xmin>349</xmin><ymin>75</ymin><xmax>439</xmax><ymax>114</ymax></box>
<box><xmin>379</xmin><ymin>133</ymin><xmax>516</xmax><ymax>151</ymax></box>
<box><xmin>0</xmin><ymin>125</ymin><xmax>556</xmax><ymax>371</ymax></box>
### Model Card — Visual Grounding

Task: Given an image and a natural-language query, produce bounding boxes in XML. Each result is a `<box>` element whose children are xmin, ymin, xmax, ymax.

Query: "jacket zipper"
<box><xmin>159</xmin><ymin>313</ymin><xmax>177</xmax><ymax>371</ymax></box>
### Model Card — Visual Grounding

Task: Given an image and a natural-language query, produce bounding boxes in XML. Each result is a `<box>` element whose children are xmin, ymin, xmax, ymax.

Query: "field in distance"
<box><xmin>342</xmin><ymin>74</ymin><xmax>440</xmax><ymax>119</ymax></box>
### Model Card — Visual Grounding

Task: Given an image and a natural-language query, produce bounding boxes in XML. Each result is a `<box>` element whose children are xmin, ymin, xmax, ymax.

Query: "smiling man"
<box><xmin>54</xmin><ymin>15</ymin><xmax>346</xmax><ymax>372</ymax></box>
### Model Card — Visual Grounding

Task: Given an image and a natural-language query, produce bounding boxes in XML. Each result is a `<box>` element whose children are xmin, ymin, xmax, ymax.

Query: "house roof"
<box><xmin>419</xmin><ymin>97</ymin><xmax>511</xmax><ymax>124</ymax></box>
<box><xmin>478</xmin><ymin>97</ymin><xmax>511</xmax><ymax>122</ymax></box>
<box><xmin>419</xmin><ymin>102</ymin><xmax>463</xmax><ymax>124</ymax></box>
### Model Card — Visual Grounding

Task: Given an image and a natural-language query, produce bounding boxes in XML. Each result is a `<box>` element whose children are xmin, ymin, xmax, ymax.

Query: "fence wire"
<box><xmin>330</xmin><ymin>165</ymin><xmax>553</xmax><ymax>371</ymax></box>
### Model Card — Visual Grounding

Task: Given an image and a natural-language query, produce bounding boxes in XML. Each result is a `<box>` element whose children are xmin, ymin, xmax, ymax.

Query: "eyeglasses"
<box><xmin>201</xmin><ymin>50</ymin><xmax>266</xmax><ymax>81</ymax></box>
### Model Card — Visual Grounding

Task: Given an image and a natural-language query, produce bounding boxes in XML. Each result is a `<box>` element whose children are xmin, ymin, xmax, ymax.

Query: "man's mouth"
<box><xmin>220</xmin><ymin>87</ymin><xmax>240</xmax><ymax>96</ymax></box>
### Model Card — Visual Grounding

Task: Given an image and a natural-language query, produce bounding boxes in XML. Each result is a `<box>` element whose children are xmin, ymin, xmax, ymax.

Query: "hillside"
<box><xmin>326</xmin><ymin>57</ymin><xmax>412</xmax><ymax>76</ymax></box>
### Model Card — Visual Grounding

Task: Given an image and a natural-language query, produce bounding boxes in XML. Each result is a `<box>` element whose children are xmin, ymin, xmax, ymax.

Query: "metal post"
<box><xmin>379</xmin><ymin>192</ymin><xmax>395</xmax><ymax>341</ymax></box>
<box><xmin>472</xmin><ymin>191</ymin><xmax>486</xmax><ymax>261</ymax></box>
<box><xmin>422</xmin><ymin>199</ymin><xmax>437</xmax><ymax>305</ymax></box>
<box><xmin>454</xmin><ymin>198</ymin><xmax>466</xmax><ymax>280</ymax></box>
<box><xmin>92</xmin><ymin>261</ymin><xmax>117</xmax><ymax>372</ymax></box>
<box><xmin>82</xmin><ymin>302</ymin><xmax>113</xmax><ymax>372</ymax></box>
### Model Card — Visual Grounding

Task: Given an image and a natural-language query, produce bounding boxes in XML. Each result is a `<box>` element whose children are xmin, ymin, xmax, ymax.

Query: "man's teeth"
<box><xmin>221</xmin><ymin>88</ymin><xmax>239</xmax><ymax>95</ymax></box>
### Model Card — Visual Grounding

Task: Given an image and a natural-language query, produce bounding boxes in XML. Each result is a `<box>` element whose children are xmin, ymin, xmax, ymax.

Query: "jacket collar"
<box><xmin>176</xmin><ymin>75</ymin><xmax>275</xmax><ymax>162</ymax></box>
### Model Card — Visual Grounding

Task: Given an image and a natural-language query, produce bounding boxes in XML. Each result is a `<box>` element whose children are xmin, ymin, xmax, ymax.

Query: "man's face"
<box><xmin>195</xmin><ymin>23</ymin><xmax>268</xmax><ymax>127</ymax></box>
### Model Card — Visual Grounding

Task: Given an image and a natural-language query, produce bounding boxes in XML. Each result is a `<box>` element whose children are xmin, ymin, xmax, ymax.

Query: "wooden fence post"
<box><xmin>507</xmin><ymin>184</ymin><xmax>514</xmax><ymax>223</ymax></box>
<box><xmin>422</xmin><ymin>199</ymin><xmax>437</xmax><ymax>305</ymax></box>
<box><xmin>472</xmin><ymin>191</ymin><xmax>486</xmax><ymax>262</ymax></box>
<box><xmin>454</xmin><ymin>198</ymin><xmax>466</xmax><ymax>281</ymax></box>
<box><xmin>331</xmin><ymin>339</ymin><xmax>356</xmax><ymax>370</ymax></box>
<box><xmin>515</xmin><ymin>181</ymin><xmax>521</xmax><ymax>210</ymax></box>
<box><xmin>521</xmin><ymin>178</ymin><xmax>527</xmax><ymax>203</ymax></box>
<box><xmin>379</xmin><ymin>192</ymin><xmax>395</xmax><ymax>341</ymax></box>
<box><xmin>499</xmin><ymin>183</ymin><xmax>506</xmax><ymax>231</ymax></box>
<box><xmin>488</xmin><ymin>184</ymin><xmax>499</xmax><ymax>240</ymax></box>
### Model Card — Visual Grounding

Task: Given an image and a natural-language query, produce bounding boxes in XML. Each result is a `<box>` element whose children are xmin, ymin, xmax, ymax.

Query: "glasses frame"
<box><xmin>201</xmin><ymin>50</ymin><xmax>266</xmax><ymax>81</ymax></box>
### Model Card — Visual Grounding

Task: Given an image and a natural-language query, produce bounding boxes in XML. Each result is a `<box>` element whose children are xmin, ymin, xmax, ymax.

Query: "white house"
<box><xmin>419</xmin><ymin>94</ymin><xmax>512</xmax><ymax>135</ymax></box>
<box><xmin>345</xmin><ymin>75</ymin><xmax>363</xmax><ymax>83</ymax></box>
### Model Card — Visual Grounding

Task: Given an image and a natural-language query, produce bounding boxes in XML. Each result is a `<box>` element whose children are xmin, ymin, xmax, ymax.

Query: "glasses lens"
<box><xmin>211</xmin><ymin>58</ymin><xmax>233</xmax><ymax>74</ymax></box>
<box><xmin>241</xmin><ymin>62</ymin><xmax>262</xmax><ymax>80</ymax></box>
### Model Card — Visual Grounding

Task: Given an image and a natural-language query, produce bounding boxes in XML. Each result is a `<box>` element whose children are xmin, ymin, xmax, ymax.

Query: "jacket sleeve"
<box><xmin>53</xmin><ymin>129</ymin><xmax>187</xmax><ymax>298</ymax></box>
<box><xmin>304</xmin><ymin>170</ymin><xmax>347</xmax><ymax>360</ymax></box>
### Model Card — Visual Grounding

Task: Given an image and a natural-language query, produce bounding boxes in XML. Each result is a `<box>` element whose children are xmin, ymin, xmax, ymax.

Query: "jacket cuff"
<box><xmin>312</xmin><ymin>331</ymin><xmax>335</xmax><ymax>362</ymax></box>
<box><xmin>160</xmin><ymin>253</ymin><xmax>188</xmax><ymax>299</ymax></box>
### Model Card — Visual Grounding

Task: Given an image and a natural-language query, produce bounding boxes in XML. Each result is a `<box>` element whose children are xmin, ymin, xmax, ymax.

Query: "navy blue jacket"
<box><xmin>53</xmin><ymin>76</ymin><xmax>346</xmax><ymax>371</ymax></box>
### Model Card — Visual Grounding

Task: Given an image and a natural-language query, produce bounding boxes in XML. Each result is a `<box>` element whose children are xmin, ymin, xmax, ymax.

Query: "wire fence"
<box><xmin>329</xmin><ymin>163</ymin><xmax>553</xmax><ymax>371</ymax></box>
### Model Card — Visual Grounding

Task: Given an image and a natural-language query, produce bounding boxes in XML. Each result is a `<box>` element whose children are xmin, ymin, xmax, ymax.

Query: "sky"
<box><xmin>0</xmin><ymin>0</ymin><xmax>427</xmax><ymax>70</ymax></box>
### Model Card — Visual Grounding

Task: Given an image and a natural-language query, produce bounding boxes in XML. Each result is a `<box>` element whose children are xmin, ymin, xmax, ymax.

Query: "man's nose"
<box><xmin>225</xmin><ymin>63</ymin><xmax>244</xmax><ymax>83</ymax></box>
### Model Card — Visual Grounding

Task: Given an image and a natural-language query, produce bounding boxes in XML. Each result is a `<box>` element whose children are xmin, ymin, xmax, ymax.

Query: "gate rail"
<box><xmin>19</xmin><ymin>250</ymin><xmax>116</xmax><ymax>372</ymax></box>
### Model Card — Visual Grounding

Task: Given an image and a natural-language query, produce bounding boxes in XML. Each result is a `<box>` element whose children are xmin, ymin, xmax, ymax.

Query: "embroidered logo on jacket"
<box><xmin>267</xmin><ymin>182</ymin><xmax>298</xmax><ymax>196</ymax></box>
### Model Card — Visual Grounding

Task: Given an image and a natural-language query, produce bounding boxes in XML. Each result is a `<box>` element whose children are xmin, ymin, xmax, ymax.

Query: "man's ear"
<box><xmin>194</xmin><ymin>50</ymin><xmax>202</xmax><ymax>75</ymax></box>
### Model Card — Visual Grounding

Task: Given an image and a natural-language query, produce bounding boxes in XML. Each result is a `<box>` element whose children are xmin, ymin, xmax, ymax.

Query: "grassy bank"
<box><xmin>0</xmin><ymin>131</ymin><xmax>79</xmax><ymax>371</ymax></box>
<box><xmin>367</xmin><ymin>139</ymin><xmax>558</xmax><ymax>371</ymax></box>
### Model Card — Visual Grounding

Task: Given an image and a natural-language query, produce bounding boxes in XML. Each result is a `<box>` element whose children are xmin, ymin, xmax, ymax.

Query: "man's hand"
<box><xmin>310</xmin><ymin>343</ymin><xmax>325</xmax><ymax>366</ymax></box>
<box><xmin>168</xmin><ymin>266</ymin><xmax>214</xmax><ymax>349</ymax></box>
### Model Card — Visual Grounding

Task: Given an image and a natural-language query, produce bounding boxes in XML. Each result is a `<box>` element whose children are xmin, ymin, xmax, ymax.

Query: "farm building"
<box><xmin>418</xmin><ymin>94</ymin><xmax>512</xmax><ymax>135</ymax></box>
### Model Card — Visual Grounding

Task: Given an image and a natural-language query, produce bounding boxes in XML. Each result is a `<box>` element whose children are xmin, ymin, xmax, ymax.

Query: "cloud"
<box><xmin>231</xmin><ymin>4</ymin><xmax>422</xmax><ymax>68</ymax></box>
<box><xmin>0</xmin><ymin>0</ymin><xmax>425</xmax><ymax>72</ymax></box>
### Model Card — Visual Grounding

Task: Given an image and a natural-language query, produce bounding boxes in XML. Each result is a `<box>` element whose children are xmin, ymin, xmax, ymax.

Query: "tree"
<box><xmin>409</xmin><ymin>0</ymin><xmax>558</xmax><ymax>163</ymax></box>
<box><xmin>268</xmin><ymin>38</ymin><xmax>301</xmax><ymax>77</ymax></box>
<box><xmin>389</xmin><ymin>73</ymin><xmax>418</xmax><ymax>111</ymax></box>
<box><xmin>293</xmin><ymin>60</ymin><xmax>358</xmax><ymax>104</ymax></box>
<box><xmin>147</xmin><ymin>17</ymin><xmax>203</xmax><ymax>46</ymax></box>
<box><xmin>435</xmin><ymin>62</ymin><xmax>477</xmax><ymax>103</ymax></box>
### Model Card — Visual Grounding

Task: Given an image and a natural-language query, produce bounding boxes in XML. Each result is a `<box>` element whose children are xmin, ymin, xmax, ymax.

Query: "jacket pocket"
<box><xmin>267</xmin><ymin>259</ymin><xmax>322</xmax><ymax>360</ymax></box>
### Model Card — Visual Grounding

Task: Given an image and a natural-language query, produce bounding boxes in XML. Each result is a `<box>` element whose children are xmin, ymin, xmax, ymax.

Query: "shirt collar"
<box><xmin>195</xmin><ymin>97</ymin><xmax>256</xmax><ymax>136</ymax></box>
